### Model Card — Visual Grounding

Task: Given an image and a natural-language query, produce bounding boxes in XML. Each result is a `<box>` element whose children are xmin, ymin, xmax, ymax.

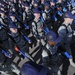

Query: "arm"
<box><xmin>58</xmin><ymin>26</ymin><xmax>72</xmax><ymax>54</ymax></box>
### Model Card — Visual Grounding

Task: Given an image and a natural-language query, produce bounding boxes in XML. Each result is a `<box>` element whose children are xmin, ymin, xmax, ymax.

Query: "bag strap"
<box><xmin>32</xmin><ymin>21</ymin><xmax>38</xmax><ymax>34</ymax></box>
<box><xmin>61</xmin><ymin>24</ymin><xmax>68</xmax><ymax>34</ymax></box>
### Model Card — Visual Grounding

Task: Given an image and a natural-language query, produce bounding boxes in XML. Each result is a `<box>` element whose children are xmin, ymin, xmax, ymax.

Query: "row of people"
<box><xmin>0</xmin><ymin>0</ymin><xmax>75</xmax><ymax>75</ymax></box>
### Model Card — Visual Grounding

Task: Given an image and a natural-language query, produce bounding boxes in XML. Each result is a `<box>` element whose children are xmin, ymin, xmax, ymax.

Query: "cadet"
<box><xmin>0</xmin><ymin>13</ymin><xmax>18</xmax><ymax>74</ymax></box>
<box><xmin>42</xmin><ymin>31</ymin><xmax>61</xmax><ymax>75</ymax></box>
<box><xmin>9</xmin><ymin>22</ymin><xmax>34</xmax><ymax>63</ymax></box>
<box><xmin>9</xmin><ymin>11</ymin><xmax>22</xmax><ymax>29</ymax></box>
<box><xmin>32</xmin><ymin>8</ymin><xmax>45</xmax><ymax>46</ymax></box>
<box><xmin>49</xmin><ymin>0</ymin><xmax>58</xmax><ymax>32</ymax></box>
<box><xmin>58</xmin><ymin>11</ymin><xmax>75</xmax><ymax>68</ymax></box>
<box><xmin>22</xmin><ymin>2</ymin><xmax>34</xmax><ymax>28</ymax></box>
<box><xmin>42</xmin><ymin>2</ymin><xmax>52</xmax><ymax>29</ymax></box>
<box><xmin>0</xmin><ymin>12</ymin><xmax>20</xmax><ymax>74</ymax></box>
<box><xmin>58</xmin><ymin>11</ymin><xmax>75</xmax><ymax>56</ymax></box>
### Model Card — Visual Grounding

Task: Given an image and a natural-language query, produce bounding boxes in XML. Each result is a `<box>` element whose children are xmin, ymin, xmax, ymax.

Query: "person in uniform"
<box><xmin>42</xmin><ymin>2</ymin><xmax>52</xmax><ymax>29</ymax></box>
<box><xmin>42</xmin><ymin>31</ymin><xmax>61</xmax><ymax>75</ymax></box>
<box><xmin>58</xmin><ymin>11</ymin><xmax>75</xmax><ymax>57</ymax></box>
<box><xmin>22</xmin><ymin>2</ymin><xmax>34</xmax><ymax>35</ymax></box>
<box><xmin>32</xmin><ymin>8</ymin><xmax>45</xmax><ymax>46</ymax></box>
<box><xmin>9</xmin><ymin>22</ymin><xmax>34</xmax><ymax>63</ymax></box>
<box><xmin>58</xmin><ymin>11</ymin><xmax>75</xmax><ymax>74</ymax></box>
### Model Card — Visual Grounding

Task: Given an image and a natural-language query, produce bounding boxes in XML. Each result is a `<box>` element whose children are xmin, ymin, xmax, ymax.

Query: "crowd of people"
<box><xmin>0</xmin><ymin>0</ymin><xmax>75</xmax><ymax>75</ymax></box>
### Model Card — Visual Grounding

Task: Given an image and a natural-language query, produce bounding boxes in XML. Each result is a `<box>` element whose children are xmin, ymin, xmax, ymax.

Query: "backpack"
<box><xmin>20</xmin><ymin>61</ymin><xmax>49</xmax><ymax>75</ymax></box>
<box><xmin>24</xmin><ymin>10</ymin><xmax>34</xmax><ymax>23</ymax></box>
<box><xmin>53</xmin><ymin>23</ymin><xmax>68</xmax><ymax>37</ymax></box>
<box><xmin>31</xmin><ymin>20</ymin><xmax>44</xmax><ymax>38</ymax></box>
<box><xmin>43</xmin><ymin>11</ymin><xmax>51</xmax><ymax>24</ymax></box>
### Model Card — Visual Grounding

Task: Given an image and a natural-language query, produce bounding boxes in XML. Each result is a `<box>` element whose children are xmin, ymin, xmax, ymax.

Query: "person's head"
<box><xmin>50</xmin><ymin>0</ymin><xmax>55</xmax><ymax>6</ymax></box>
<box><xmin>9</xmin><ymin>12</ymin><xmax>15</xmax><ymax>21</ymax></box>
<box><xmin>44</xmin><ymin>2</ymin><xmax>50</xmax><ymax>11</ymax></box>
<box><xmin>0</xmin><ymin>5</ymin><xmax>4</xmax><ymax>11</ymax></box>
<box><xmin>63</xmin><ymin>11</ymin><xmax>75</xmax><ymax>24</ymax></box>
<box><xmin>41</xmin><ymin>0</ymin><xmax>45</xmax><ymax>3</ymax></box>
<box><xmin>24</xmin><ymin>3</ymin><xmax>30</xmax><ymax>11</ymax></box>
<box><xmin>57</xmin><ymin>0</ymin><xmax>62</xmax><ymax>3</ymax></box>
<box><xmin>14</xmin><ymin>0</ymin><xmax>17</xmax><ymax>3</ymax></box>
<box><xmin>9</xmin><ymin>22</ymin><xmax>18</xmax><ymax>34</ymax></box>
<box><xmin>46</xmin><ymin>31</ymin><xmax>61</xmax><ymax>47</ymax></box>
<box><xmin>22</xmin><ymin>2</ymin><xmax>26</xmax><ymax>9</ymax></box>
<box><xmin>22</xmin><ymin>2</ymin><xmax>30</xmax><ymax>11</ymax></box>
<box><xmin>7</xmin><ymin>0</ymin><xmax>13</xmax><ymax>5</ymax></box>
<box><xmin>33</xmin><ymin>1</ymin><xmax>38</xmax><ymax>7</ymax></box>
<box><xmin>33</xmin><ymin>8</ymin><xmax>40</xmax><ymax>20</ymax></box>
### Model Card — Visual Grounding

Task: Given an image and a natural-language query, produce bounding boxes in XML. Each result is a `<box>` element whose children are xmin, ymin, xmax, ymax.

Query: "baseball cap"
<box><xmin>9</xmin><ymin>22</ymin><xmax>17</xmax><ymax>28</ymax></box>
<box><xmin>34</xmin><ymin>1</ymin><xmax>38</xmax><ymax>4</ymax></box>
<box><xmin>63</xmin><ymin>11</ymin><xmax>75</xmax><ymax>19</ymax></box>
<box><xmin>50</xmin><ymin>0</ymin><xmax>55</xmax><ymax>3</ymax></box>
<box><xmin>33</xmin><ymin>8</ymin><xmax>40</xmax><ymax>14</ymax></box>
<box><xmin>46</xmin><ymin>31</ymin><xmax>61</xmax><ymax>43</ymax></box>
<box><xmin>22</xmin><ymin>2</ymin><xmax>30</xmax><ymax>7</ymax></box>
<box><xmin>9</xmin><ymin>12</ymin><xmax>15</xmax><ymax>16</ymax></box>
<box><xmin>20</xmin><ymin>61</ymin><xmax>49</xmax><ymax>75</ymax></box>
<box><xmin>44</xmin><ymin>2</ymin><xmax>50</xmax><ymax>6</ymax></box>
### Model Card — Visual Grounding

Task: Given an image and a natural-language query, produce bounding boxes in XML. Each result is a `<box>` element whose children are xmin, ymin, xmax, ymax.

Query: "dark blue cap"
<box><xmin>9</xmin><ymin>22</ymin><xmax>17</xmax><ymax>28</ymax></box>
<box><xmin>20</xmin><ymin>61</ymin><xmax>49</xmax><ymax>75</ymax></box>
<box><xmin>34</xmin><ymin>1</ymin><xmax>38</xmax><ymax>4</ymax></box>
<box><xmin>22</xmin><ymin>2</ymin><xmax>25</xmax><ymax>6</ymax></box>
<box><xmin>22</xmin><ymin>2</ymin><xmax>29</xmax><ymax>7</ymax></box>
<box><xmin>63</xmin><ymin>11</ymin><xmax>75</xmax><ymax>19</ymax></box>
<box><xmin>33</xmin><ymin>8</ymin><xmax>40</xmax><ymax>14</ymax></box>
<box><xmin>9</xmin><ymin>12</ymin><xmax>15</xmax><ymax>16</ymax></box>
<box><xmin>25</xmin><ymin>3</ymin><xmax>30</xmax><ymax>7</ymax></box>
<box><xmin>46</xmin><ymin>31</ymin><xmax>61</xmax><ymax>43</ymax></box>
<box><xmin>44</xmin><ymin>2</ymin><xmax>50</xmax><ymax>6</ymax></box>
